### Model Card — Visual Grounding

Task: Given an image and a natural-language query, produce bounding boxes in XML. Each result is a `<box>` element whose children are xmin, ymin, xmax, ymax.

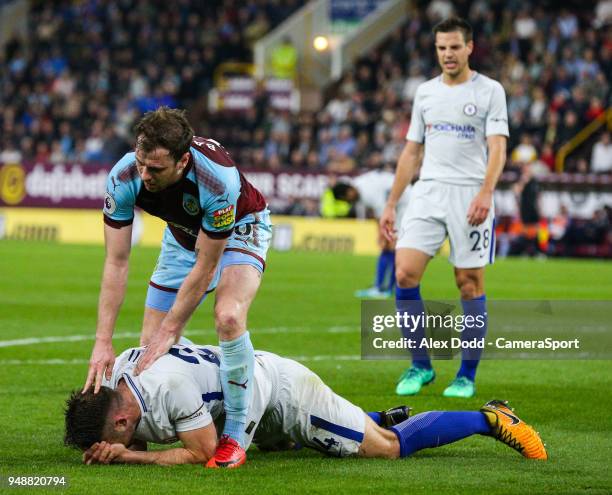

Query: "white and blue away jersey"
<box><xmin>102</xmin><ymin>137</ymin><xmax>266</xmax><ymax>250</ymax></box>
<box><xmin>407</xmin><ymin>72</ymin><xmax>509</xmax><ymax>185</ymax></box>
<box><xmin>102</xmin><ymin>344</ymin><xmax>274</xmax><ymax>445</ymax></box>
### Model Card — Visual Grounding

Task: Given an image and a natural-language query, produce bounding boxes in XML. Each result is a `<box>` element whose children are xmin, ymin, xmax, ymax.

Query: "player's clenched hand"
<box><xmin>83</xmin><ymin>442</ymin><xmax>127</xmax><ymax>465</ymax></box>
<box><xmin>467</xmin><ymin>190</ymin><xmax>492</xmax><ymax>226</ymax></box>
<box><xmin>133</xmin><ymin>330</ymin><xmax>176</xmax><ymax>376</ymax></box>
<box><xmin>83</xmin><ymin>340</ymin><xmax>116</xmax><ymax>394</ymax></box>
<box><xmin>380</xmin><ymin>204</ymin><xmax>397</xmax><ymax>242</ymax></box>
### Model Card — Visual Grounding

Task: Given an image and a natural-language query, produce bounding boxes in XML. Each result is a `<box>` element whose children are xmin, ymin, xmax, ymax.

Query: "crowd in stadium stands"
<box><xmin>1</xmin><ymin>0</ymin><xmax>610</xmax><ymax>255</ymax></box>
<box><xmin>0</xmin><ymin>0</ymin><xmax>303</xmax><ymax>164</ymax></box>
<box><xmin>0</xmin><ymin>1</ymin><xmax>609</xmax><ymax>175</ymax></box>
<box><xmin>214</xmin><ymin>0</ymin><xmax>610</xmax><ymax>176</ymax></box>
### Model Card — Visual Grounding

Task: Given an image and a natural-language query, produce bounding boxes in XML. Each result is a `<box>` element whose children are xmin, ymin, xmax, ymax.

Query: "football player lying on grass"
<box><xmin>65</xmin><ymin>343</ymin><xmax>547</xmax><ymax>467</ymax></box>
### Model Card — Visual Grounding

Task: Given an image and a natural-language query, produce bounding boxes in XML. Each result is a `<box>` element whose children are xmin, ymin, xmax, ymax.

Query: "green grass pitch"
<box><xmin>0</xmin><ymin>239</ymin><xmax>611</xmax><ymax>494</ymax></box>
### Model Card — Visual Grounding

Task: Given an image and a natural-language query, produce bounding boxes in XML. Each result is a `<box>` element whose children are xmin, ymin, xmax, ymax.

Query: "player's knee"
<box><xmin>359</xmin><ymin>421</ymin><xmax>401</xmax><ymax>459</ymax></box>
<box><xmin>359</xmin><ymin>434</ymin><xmax>400</xmax><ymax>460</ymax></box>
<box><xmin>396</xmin><ymin>264</ymin><xmax>420</xmax><ymax>288</ymax></box>
<box><xmin>385</xmin><ymin>435</ymin><xmax>401</xmax><ymax>459</ymax></box>
<box><xmin>455</xmin><ymin>273</ymin><xmax>479</xmax><ymax>300</ymax></box>
<box><xmin>214</xmin><ymin>307</ymin><xmax>242</xmax><ymax>336</ymax></box>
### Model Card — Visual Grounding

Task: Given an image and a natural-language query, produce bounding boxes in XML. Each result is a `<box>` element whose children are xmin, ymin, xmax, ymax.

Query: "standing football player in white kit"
<box><xmin>380</xmin><ymin>17</ymin><xmax>509</xmax><ymax>398</ymax></box>
<box><xmin>353</xmin><ymin>165</ymin><xmax>411</xmax><ymax>299</ymax></box>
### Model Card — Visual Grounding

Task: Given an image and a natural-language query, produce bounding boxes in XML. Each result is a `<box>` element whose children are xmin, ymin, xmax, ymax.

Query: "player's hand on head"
<box><xmin>467</xmin><ymin>190</ymin><xmax>492</xmax><ymax>226</ymax></box>
<box><xmin>83</xmin><ymin>442</ymin><xmax>108</xmax><ymax>465</ymax></box>
<box><xmin>83</xmin><ymin>442</ymin><xmax>127</xmax><ymax>465</ymax></box>
<box><xmin>83</xmin><ymin>442</ymin><xmax>99</xmax><ymax>464</ymax></box>
<box><xmin>83</xmin><ymin>340</ymin><xmax>116</xmax><ymax>394</ymax></box>
<box><xmin>133</xmin><ymin>330</ymin><xmax>175</xmax><ymax>375</ymax></box>
<box><xmin>380</xmin><ymin>205</ymin><xmax>397</xmax><ymax>242</ymax></box>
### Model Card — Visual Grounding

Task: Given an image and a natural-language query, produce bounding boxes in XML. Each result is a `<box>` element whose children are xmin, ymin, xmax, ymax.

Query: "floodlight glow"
<box><xmin>313</xmin><ymin>36</ymin><xmax>329</xmax><ymax>51</ymax></box>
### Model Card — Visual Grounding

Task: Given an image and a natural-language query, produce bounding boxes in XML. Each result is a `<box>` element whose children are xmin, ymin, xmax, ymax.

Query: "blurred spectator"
<box><xmin>427</xmin><ymin>0</ymin><xmax>454</xmax><ymax>22</ymax></box>
<box><xmin>84</xmin><ymin>121</ymin><xmax>105</xmax><ymax>163</ymax></box>
<box><xmin>547</xmin><ymin>205</ymin><xmax>570</xmax><ymax>255</ymax></box>
<box><xmin>540</xmin><ymin>143</ymin><xmax>556</xmax><ymax>171</ymax></box>
<box><xmin>586</xmin><ymin>97</ymin><xmax>606</xmax><ymax>122</ymax></box>
<box><xmin>528</xmin><ymin>87</ymin><xmax>548</xmax><ymax>130</ymax></box>
<box><xmin>557</xmin><ymin>9</ymin><xmax>579</xmax><ymax>39</ymax></box>
<box><xmin>511</xmin><ymin>163</ymin><xmax>541</xmax><ymax>256</ymax></box>
<box><xmin>331</xmin><ymin>125</ymin><xmax>357</xmax><ymax>159</ymax></box>
<box><xmin>270</xmin><ymin>37</ymin><xmax>298</xmax><ymax>80</ymax></box>
<box><xmin>49</xmin><ymin>140</ymin><xmax>67</xmax><ymax>164</ymax></box>
<box><xmin>402</xmin><ymin>65</ymin><xmax>426</xmax><ymax>102</ymax></box>
<box><xmin>0</xmin><ymin>138</ymin><xmax>22</xmax><ymax>163</ymax></box>
<box><xmin>595</xmin><ymin>0</ymin><xmax>612</xmax><ymax>28</ymax></box>
<box><xmin>591</xmin><ymin>132</ymin><xmax>612</xmax><ymax>173</ymax></box>
<box><xmin>556</xmin><ymin>111</ymin><xmax>580</xmax><ymax>147</ymax></box>
<box><xmin>511</xmin><ymin>134</ymin><xmax>538</xmax><ymax>166</ymax></box>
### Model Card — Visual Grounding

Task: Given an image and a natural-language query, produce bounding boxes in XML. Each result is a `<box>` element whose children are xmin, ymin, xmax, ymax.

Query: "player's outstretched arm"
<box><xmin>380</xmin><ymin>141</ymin><xmax>423</xmax><ymax>241</ymax></box>
<box><xmin>84</xmin><ymin>224</ymin><xmax>132</xmax><ymax>393</ymax></box>
<box><xmin>134</xmin><ymin>230</ymin><xmax>226</xmax><ymax>375</ymax></box>
<box><xmin>83</xmin><ymin>424</ymin><xmax>218</xmax><ymax>466</ymax></box>
<box><xmin>467</xmin><ymin>135</ymin><xmax>507</xmax><ymax>226</ymax></box>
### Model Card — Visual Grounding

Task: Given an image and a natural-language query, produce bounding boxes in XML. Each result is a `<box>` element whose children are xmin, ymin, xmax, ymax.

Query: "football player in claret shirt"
<box><xmin>83</xmin><ymin>107</ymin><xmax>271</xmax><ymax>468</ymax></box>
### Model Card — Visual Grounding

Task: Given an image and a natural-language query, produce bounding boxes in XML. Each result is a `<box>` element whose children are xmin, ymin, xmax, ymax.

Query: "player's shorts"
<box><xmin>252</xmin><ymin>353</ymin><xmax>366</xmax><ymax>457</ymax></box>
<box><xmin>396</xmin><ymin>180</ymin><xmax>495</xmax><ymax>268</ymax></box>
<box><xmin>146</xmin><ymin>208</ymin><xmax>273</xmax><ymax>311</ymax></box>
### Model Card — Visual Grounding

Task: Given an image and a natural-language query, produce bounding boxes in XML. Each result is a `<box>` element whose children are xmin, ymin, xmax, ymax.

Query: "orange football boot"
<box><xmin>480</xmin><ymin>399</ymin><xmax>547</xmax><ymax>460</ymax></box>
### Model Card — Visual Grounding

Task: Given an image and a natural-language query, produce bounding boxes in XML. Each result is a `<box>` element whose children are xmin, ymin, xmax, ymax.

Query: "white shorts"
<box><xmin>397</xmin><ymin>180</ymin><xmax>495</xmax><ymax>268</ymax></box>
<box><xmin>252</xmin><ymin>354</ymin><xmax>365</xmax><ymax>457</ymax></box>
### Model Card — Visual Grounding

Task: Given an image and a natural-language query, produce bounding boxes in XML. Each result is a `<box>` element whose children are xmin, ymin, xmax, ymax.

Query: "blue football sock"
<box><xmin>386</xmin><ymin>255</ymin><xmax>396</xmax><ymax>292</ymax></box>
<box><xmin>396</xmin><ymin>285</ymin><xmax>431</xmax><ymax>370</ymax></box>
<box><xmin>457</xmin><ymin>295</ymin><xmax>487</xmax><ymax>382</ymax></box>
<box><xmin>219</xmin><ymin>331</ymin><xmax>254</xmax><ymax>448</ymax></box>
<box><xmin>390</xmin><ymin>411</ymin><xmax>491</xmax><ymax>457</ymax></box>
<box><xmin>367</xmin><ymin>412</ymin><xmax>383</xmax><ymax>425</ymax></box>
<box><xmin>376</xmin><ymin>250</ymin><xmax>395</xmax><ymax>291</ymax></box>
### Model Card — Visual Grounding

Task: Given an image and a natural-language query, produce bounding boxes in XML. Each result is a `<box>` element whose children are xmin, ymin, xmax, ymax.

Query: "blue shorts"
<box><xmin>146</xmin><ymin>209</ymin><xmax>272</xmax><ymax>312</ymax></box>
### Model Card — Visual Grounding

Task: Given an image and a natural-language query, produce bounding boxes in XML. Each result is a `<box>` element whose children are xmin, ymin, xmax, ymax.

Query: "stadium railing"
<box><xmin>555</xmin><ymin>109</ymin><xmax>612</xmax><ymax>172</ymax></box>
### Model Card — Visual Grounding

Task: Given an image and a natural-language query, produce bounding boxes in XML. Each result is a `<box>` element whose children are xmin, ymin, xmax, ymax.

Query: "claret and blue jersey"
<box><xmin>102</xmin><ymin>136</ymin><xmax>267</xmax><ymax>251</ymax></box>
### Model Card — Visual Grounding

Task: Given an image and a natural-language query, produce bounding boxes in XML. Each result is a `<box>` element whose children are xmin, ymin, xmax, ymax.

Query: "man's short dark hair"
<box><xmin>134</xmin><ymin>107</ymin><xmax>194</xmax><ymax>162</ymax></box>
<box><xmin>433</xmin><ymin>17</ymin><xmax>473</xmax><ymax>43</ymax></box>
<box><xmin>64</xmin><ymin>387</ymin><xmax>116</xmax><ymax>450</ymax></box>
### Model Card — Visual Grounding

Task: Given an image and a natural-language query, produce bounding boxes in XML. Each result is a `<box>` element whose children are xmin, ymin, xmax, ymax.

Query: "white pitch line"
<box><xmin>0</xmin><ymin>358</ymin><xmax>89</xmax><ymax>365</ymax></box>
<box><xmin>0</xmin><ymin>355</ymin><xmax>361</xmax><ymax>366</ymax></box>
<box><xmin>0</xmin><ymin>332</ymin><xmax>141</xmax><ymax>348</ymax></box>
<box><xmin>0</xmin><ymin>326</ymin><xmax>357</xmax><ymax>349</ymax></box>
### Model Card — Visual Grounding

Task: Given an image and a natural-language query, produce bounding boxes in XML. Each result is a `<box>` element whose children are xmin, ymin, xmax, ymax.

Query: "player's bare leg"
<box><xmin>443</xmin><ymin>267</ymin><xmax>487</xmax><ymax>398</ymax></box>
<box><xmin>206</xmin><ymin>264</ymin><xmax>262</xmax><ymax>468</ymax></box>
<box><xmin>358</xmin><ymin>416</ymin><xmax>401</xmax><ymax>459</ymax></box>
<box><xmin>454</xmin><ymin>267</ymin><xmax>485</xmax><ymax>300</ymax></box>
<box><xmin>394</xmin><ymin>248</ymin><xmax>435</xmax><ymax>395</ymax></box>
<box><xmin>214</xmin><ymin>265</ymin><xmax>261</xmax><ymax>341</ymax></box>
<box><xmin>395</xmin><ymin>248</ymin><xmax>430</xmax><ymax>289</ymax></box>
